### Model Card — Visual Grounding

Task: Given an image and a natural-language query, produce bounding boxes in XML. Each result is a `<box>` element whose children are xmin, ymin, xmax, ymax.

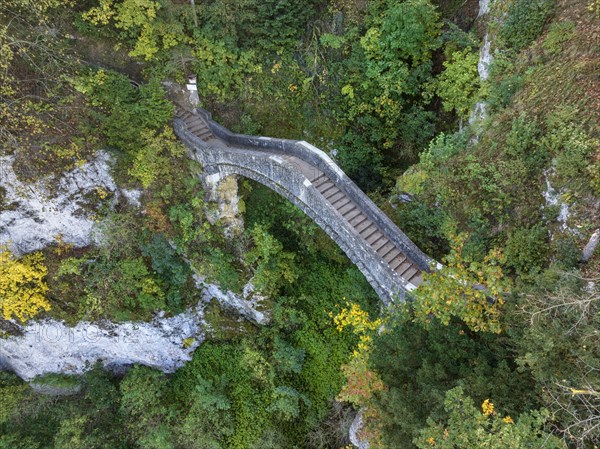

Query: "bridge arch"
<box><xmin>201</xmin><ymin>164</ymin><xmax>396</xmax><ymax>301</ymax></box>
<box><xmin>174</xmin><ymin>108</ymin><xmax>435</xmax><ymax>304</ymax></box>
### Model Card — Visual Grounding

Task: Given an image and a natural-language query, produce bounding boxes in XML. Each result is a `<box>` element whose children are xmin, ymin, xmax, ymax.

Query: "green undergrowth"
<box><xmin>399</xmin><ymin>0</ymin><xmax>599</xmax><ymax>271</ymax></box>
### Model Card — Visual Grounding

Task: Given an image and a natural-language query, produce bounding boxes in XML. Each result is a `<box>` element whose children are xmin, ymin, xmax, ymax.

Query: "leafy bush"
<box><xmin>129</xmin><ymin>128</ymin><xmax>184</xmax><ymax>188</ymax></box>
<box><xmin>486</xmin><ymin>55</ymin><xmax>525</xmax><ymax>111</ymax></box>
<box><xmin>500</xmin><ymin>0</ymin><xmax>555</xmax><ymax>51</ymax></box>
<box><xmin>245</xmin><ymin>225</ymin><xmax>298</xmax><ymax>297</ymax></box>
<box><xmin>252</xmin><ymin>0</ymin><xmax>318</xmax><ymax>53</ymax></box>
<box><xmin>503</xmin><ymin>114</ymin><xmax>547</xmax><ymax>175</ymax></box>
<box><xmin>414</xmin><ymin>387</ymin><xmax>565</xmax><ymax>449</ymax></box>
<box><xmin>414</xmin><ymin>233</ymin><xmax>511</xmax><ymax>334</ymax></box>
<box><xmin>82</xmin><ymin>0</ymin><xmax>184</xmax><ymax>61</ymax></box>
<box><xmin>73</xmin><ymin>70</ymin><xmax>173</xmax><ymax>152</ymax></box>
<box><xmin>542</xmin><ymin>21</ymin><xmax>576</xmax><ymax>55</ymax></box>
<box><xmin>435</xmin><ymin>48</ymin><xmax>481</xmax><ymax>118</ymax></box>
<box><xmin>336</xmin><ymin>131</ymin><xmax>385</xmax><ymax>192</ymax></box>
<box><xmin>54</xmin><ymin>248</ymin><xmax>168</xmax><ymax>321</ymax></box>
<box><xmin>93</xmin><ymin>257</ymin><xmax>166</xmax><ymax>317</ymax></box>
<box><xmin>504</xmin><ymin>224</ymin><xmax>549</xmax><ymax>277</ymax></box>
<box><xmin>140</xmin><ymin>234</ymin><xmax>191</xmax><ymax>312</ymax></box>
<box><xmin>0</xmin><ymin>367</ymin><xmax>127</xmax><ymax>449</ymax></box>
<box><xmin>381</xmin><ymin>200</ymin><xmax>450</xmax><ymax>260</ymax></box>
<box><xmin>551</xmin><ymin>235</ymin><xmax>581</xmax><ymax>269</ymax></box>
<box><xmin>191</xmin><ymin>36</ymin><xmax>261</xmax><ymax>101</ymax></box>
<box><xmin>541</xmin><ymin>121</ymin><xmax>599</xmax><ymax>194</ymax></box>
<box><xmin>119</xmin><ymin>365</ymin><xmax>174</xmax><ymax>448</ymax></box>
<box><xmin>173</xmin><ymin>343</ymin><xmax>272</xmax><ymax>448</ymax></box>
<box><xmin>0</xmin><ymin>372</ymin><xmax>29</xmax><ymax>426</ymax></box>
<box><xmin>398</xmin><ymin>131</ymin><xmax>467</xmax><ymax>197</ymax></box>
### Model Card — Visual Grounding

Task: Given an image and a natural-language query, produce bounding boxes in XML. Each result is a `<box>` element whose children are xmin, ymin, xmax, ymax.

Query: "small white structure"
<box><xmin>186</xmin><ymin>75</ymin><xmax>198</xmax><ymax>91</ymax></box>
<box><xmin>186</xmin><ymin>75</ymin><xmax>199</xmax><ymax>106</ymax></box>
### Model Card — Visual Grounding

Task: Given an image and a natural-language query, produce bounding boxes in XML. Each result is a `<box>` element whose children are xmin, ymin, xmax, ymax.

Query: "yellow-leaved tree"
<box><xmin>332</xmin><ymin>301</ymin><xmax>386</xmax><ymax>447</ymax></box>
<box><xmin>82</xmin><ymin>0</ymin><xmax>185</xmax><ymax>61</ymax></box>
<box><xmin>0</xmin><ymin>246</ymin><xmax>51</xmax><ymax>321</ymax></box>
<box><xmin>414</xmin><ymin>232</ymin><xmax>511</xmax><ymax>334</ymax></box>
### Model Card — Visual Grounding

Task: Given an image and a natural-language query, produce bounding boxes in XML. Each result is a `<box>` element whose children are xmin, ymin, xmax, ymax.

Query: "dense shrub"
<box><xmin>486</xmin><ymin>55</ymin><xmax>525</xmax><ymax>111</ymax></box>
<box><xmin>0</xmin><ymin>247</ymin><xmax>50</xmax><ymax>321</ymax></box>
<box><xmin>370</xmin><ymin>308</ymin><xmax>538</xmax><ymax>448</ymax></box>
<box><xmin>435</xmin><ymin>48</ymin><xmax>481</xmax><ymax>118</ymax></box>
<box><xmin>504</xmin><ymin>224</ymin><xmax>550</xmax><ymax>277</ymax></box>
<box><xmin>140</xmin><ymin>234</ymin><xmax>192</xmax><ymax>312</ymax></box>
<box><xmin>414</xmin><ymin>387</ymin><xmax>565</xmax><ymax>449</ymax></box>
<box><xmin>500</xmin><ymin>0</ymin><xmax>555</xmax><ymax>51</ymax></box>
<box><xmin>73</xmin><ymin>70</ymin><xmax>173</xmax><ymax>152</ymax></box>
<box><xmin>542</xmin><ymin>21</ymin><xmax>576</xmax><ymax>54</ymax></box>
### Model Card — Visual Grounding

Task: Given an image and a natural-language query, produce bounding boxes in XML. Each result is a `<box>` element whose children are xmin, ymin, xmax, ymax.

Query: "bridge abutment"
<box><xmin>202</xmin><ymin>170</ymin><xmax>244</xmax><ymax>237</ymax></box>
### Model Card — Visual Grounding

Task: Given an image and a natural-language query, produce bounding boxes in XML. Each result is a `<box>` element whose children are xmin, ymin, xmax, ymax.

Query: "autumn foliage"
<box><xmin>0</xmin><ymin>247</ymin><xmax>50</xmax><ymax>322</ymax></box>
<box><xmin>333</xmin><ymin>301</ymin><xmax>386</xmax><ymax>446</ymax></box>
<box><xmin>414</xmin><ymin>233</ymin><xmax>511</xmax><ymax>334</ymax></box>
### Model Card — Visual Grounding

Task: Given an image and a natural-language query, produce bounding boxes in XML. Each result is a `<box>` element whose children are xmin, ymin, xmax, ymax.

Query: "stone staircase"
<box><xmin>176</xmin><ymin>109</ymin><xmax>215</xmax><ymax>143</ymax></box>
<box><xmin>309</xmin><ymin>171</ymin><xmax>422</xmax><ymax>286</ymax></box>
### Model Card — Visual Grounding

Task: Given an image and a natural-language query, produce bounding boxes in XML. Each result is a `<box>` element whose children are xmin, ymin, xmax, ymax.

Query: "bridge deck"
<box><xmin>175</xmin><ymin>108</ymin><xmax>424</xmax><ymax>288</ymax></box>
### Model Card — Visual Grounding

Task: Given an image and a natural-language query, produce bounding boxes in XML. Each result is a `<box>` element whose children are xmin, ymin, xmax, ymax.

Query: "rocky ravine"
<box><xmin>0</xmin><ymin>151</ymin><xmax>141</xmax><ymax>256</ymax></box>
<box><xmin>0</xmin><ymin>275</ymin><xmax>268</xmax><ymax>382</ymax></box>
<box><xmin>0</xmin><ymin>311</ymin><xmax>204</xmax><ymax>381</ymax></box>
<box><xmin>0</xmin><ymin>151</ymin><xmax>266</xmax><ymax>382</ymax></box>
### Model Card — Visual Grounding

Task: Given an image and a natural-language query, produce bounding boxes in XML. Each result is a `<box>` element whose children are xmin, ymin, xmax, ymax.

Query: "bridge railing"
<box><xmin>191</xmin><ymin>107</ymin><xmax>435</xmax><ymax>273</ymax></box>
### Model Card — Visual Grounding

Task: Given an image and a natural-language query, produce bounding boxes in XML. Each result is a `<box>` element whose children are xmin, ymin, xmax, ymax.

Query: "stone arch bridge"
<box><xmin>174</xmin><ymin>108</ymin><xmax>436</xmax><ymax>303</ymax></box>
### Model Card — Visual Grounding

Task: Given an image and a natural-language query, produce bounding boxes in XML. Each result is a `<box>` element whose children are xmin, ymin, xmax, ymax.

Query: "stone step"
<box><xmin>395</xmin><ymin>260</ymin><xmax>413</xmax><ymax>276</ymax></box>
<box><xmin>349</xmin><ymin>213</ymin><xmax>368</xmax><ymax>227</ymax></box>
<box><xmin>363</xmin><ymin>226</ymin><xmax>380</xmax><ymax>242</ymax></box>
<box><xmin>359</xmin><ymin>223</ymin><xmax>377</xmax><ymax>238</ymax></box>
<box><xmin>186</xmin><ymin>122</ymin><xmax>203</xmax><ymax>132</ymax></box>
<box><xmin>366</xmin><ymin>230</ymin><xmax>385</xmax><ymax>245</ymax></box>
<box><xmin>332</xmin><ymin>196</ymin><xmax>352</xmax><ymax>210</ymax></box>
<box><xmin>188</xmin><ymin>122</ymin><xmax>206</xmax><ymax>132</ymax></box>
<box><xmin>197</xmin><ymin>129</ymin><xmax>213</xmax><ymax>140</ymax></box>
<box><xmin>371</xmin><ymin>235</ymin><xmax>389</xmax><ymax>251</ymax></box>
<box><xmin>402</xmin><ymin>267</ymin><xmax>419</xmax><ymax>282</ymax></box>
<box><xmin>327</xmin><ymin>190</ymin><xmax>345</xmax><ymax>203</ymax></box>
<box><xmin>383</xmin><ymin>248</ymin><xmax>402</xmax><ymax>264</ymax></box>
<box><xmin>375</xmin><ymin>240</ymin><xmax>394</xmax><ymax>254</ymax></box>
<box><xmin>409</xmin><ymin>272</ymin><xmax>423</xmax><ymax>286</ymax></box>
<box><xmin>344</xmin><ymin>209</ymin><xmax>362</xmax><ymax>222</ymax></box>
<box><xmin>320</xmin><ymin>182</ymin><xmax>338</xmax><ymax>197</ymax></box>
<box><xmin>339</xmin><ymin>203</ymin><xmax>357</xmax><ymax>217</ymax></box>
<box><xmin>355</xmin><ymin>219</ymin><xmax>373</xmax><ymax>234</ymax></box>
<box><xmin>311</xmin><ymin>173</ymin><xmax>327</xmax><ymax>184</ymax></box>
<box><xmin>389</xmin><ymin>255</ymin><xmax>408</xmax><ymax>271</ymax></box>
<box><xmin>317</xmin><ymin>180</ymin><xmax>334</xmax><ymax>192</ymax></box>
<box><xmin>176</xmin><ymin>110</ymin><xmax>193</xmax><ymax>119</ymax></box>
<box><xmin>314</xmin><ymin>176</ymin><xmax>331</xmax><ymax>189</ymax></box>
